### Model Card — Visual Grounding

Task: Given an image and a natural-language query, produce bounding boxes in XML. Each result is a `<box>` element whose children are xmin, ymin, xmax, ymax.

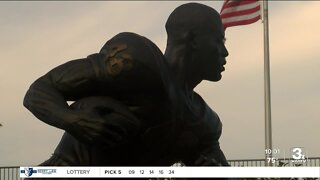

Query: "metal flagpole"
<box><xmin>262</xmin><ymin>0</ymin><xmax>273</xmax><ymax>167</ymax></box>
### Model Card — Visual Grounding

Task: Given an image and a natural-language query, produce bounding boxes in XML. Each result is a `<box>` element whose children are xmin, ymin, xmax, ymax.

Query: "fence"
<box><xmin>0</xmin><ymin>166</ymin><xmax>21</xmax><ymax>180</ymax></box>
<box><xmin>1</xmin><ymin>157</ymin><xmax>320</xmax><ymax>180</ymax></box>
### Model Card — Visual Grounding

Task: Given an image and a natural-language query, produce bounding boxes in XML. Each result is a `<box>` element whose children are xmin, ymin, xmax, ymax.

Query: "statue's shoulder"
<box><xmin>192</xmin><ymin>92</ymin><xmax>214</xmax><ymax>113</ymax></box>
<box><xmin>192</xmin><ymin>92</ymin><xmax>221</xmax><ymax>126</ymax></box>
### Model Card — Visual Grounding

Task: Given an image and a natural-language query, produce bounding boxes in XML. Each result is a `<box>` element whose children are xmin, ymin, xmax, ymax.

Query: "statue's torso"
<box><xmin>169</xmin><ymin>92</ymin><xmax>222</xmax><ymax>165</ymax></box>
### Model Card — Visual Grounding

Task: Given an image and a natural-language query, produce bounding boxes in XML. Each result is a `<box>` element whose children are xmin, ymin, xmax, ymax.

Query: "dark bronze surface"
<box><xmin>24</xmin><ymin>3</ymin><xmax>229</xmax><ymax>168</ymax></box>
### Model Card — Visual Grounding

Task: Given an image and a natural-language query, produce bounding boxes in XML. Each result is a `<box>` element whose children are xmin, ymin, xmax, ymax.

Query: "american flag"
<box><xmin>220</xmin><ymin>0</ymin><xmax>261</xmax><ymax>29</ymax></box>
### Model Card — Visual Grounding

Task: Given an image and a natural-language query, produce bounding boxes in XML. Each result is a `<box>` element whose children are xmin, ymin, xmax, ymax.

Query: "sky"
<box><xmin>0</xmin><ymin>1</ymin><xmax>319</xmax><ymax>166</ymax></box>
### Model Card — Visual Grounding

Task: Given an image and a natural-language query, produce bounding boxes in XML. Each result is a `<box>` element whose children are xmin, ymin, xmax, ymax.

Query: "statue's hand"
<box><xmin>65</xmin><ymin>96</ymin><xmax>141</xmax><ymax>148</ymax></box>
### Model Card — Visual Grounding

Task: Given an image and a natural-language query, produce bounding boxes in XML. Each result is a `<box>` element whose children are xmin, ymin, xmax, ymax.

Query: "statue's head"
<box><xmin>165</xmin><ymin>3</ymin><xmax>228</xmax><ymax>82</ymax></box>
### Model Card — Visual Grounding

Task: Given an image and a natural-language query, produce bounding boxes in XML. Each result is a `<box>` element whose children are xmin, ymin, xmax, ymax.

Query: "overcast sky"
<box><xmin>0</xmin><ymin>1</ymin><xmax>319</xmax><ymax>166</ymax></box>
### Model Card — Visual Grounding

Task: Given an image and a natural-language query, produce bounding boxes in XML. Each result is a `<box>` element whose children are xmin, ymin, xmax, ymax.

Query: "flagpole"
<box><xmin>262</xmin><ymin>0</ymin><xmax>273</xmax><ymax>167</ymax></box>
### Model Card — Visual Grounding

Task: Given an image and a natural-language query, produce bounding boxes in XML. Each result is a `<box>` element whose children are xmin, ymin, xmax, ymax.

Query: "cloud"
<box><xmin>269</xmin><ymin>2</ymin><xmax>320</xmax><ymax>65</ymax></box>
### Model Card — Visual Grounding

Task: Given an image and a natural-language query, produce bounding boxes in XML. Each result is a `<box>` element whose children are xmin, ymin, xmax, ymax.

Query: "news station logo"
<box><xmin>291</xmin><ymin>147</ymin><xmax>307</xmax><ymax>164</ymax></box>
<box><xmin>20</xmin><ymin>167</ymin><xmax>57</xmax><ymax>177</ymax></box>
<box><xmin>21</xmin><ymin>167</ymin><xmax>37</xmax><ymax>177</ymax></box>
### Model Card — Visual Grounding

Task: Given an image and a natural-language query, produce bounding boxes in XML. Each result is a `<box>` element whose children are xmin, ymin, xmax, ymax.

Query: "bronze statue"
<box><xmin>24</xmin><ymin>3</ymin><xmax>229</xmax><ymax>167</ymax></box>
<box><xmin>164</xmin><ymin>2</ymin><xmax>229</xmax><ymax>166</ymax></box>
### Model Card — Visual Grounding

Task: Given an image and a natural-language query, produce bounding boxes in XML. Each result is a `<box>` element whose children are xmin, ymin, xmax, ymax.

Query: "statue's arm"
<box><xmin>23</xmin><ymin>55</ymin><xmax>135</xmax><ymax>146</ymax></box>
<box><xmin>24</xmin><ymin>54</ymin><xmax>142</xmax><ymax>146</ymax></box>
<box><xmin>193</xmin><ymin>110</ymin><xmax>229</xmax><ymax>166</ymax></box>
<box><xmin>185</xmin><ymin>96</ymin><xmax>228</xmax><ymax>166</ymax></box>
<box><xmin>23</xmin><ymin>58</ymin><xmax>97</xmax><ymax>130</ymax></box>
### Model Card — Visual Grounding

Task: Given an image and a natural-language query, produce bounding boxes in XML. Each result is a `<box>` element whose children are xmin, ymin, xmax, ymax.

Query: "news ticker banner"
<box><xmin>20</xmin><ymin>166</ymin><xmax>320</xmax><ymax>178</ymax></box>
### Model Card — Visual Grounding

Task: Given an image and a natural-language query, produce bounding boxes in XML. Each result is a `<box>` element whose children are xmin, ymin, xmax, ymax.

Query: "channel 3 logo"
<box><xmin>291</xmin><ymin>147</ymin><xmax>307</xmax><ymax>164</ymax></box>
